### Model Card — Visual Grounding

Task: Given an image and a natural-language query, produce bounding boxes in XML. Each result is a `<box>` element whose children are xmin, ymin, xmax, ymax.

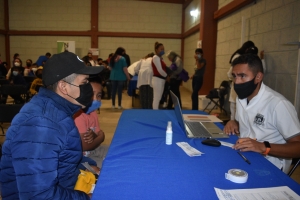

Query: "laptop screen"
<box><xmin>170</xmin><ymin>91</ymin><xmax>186</xmax><ymax>133</ymax></box>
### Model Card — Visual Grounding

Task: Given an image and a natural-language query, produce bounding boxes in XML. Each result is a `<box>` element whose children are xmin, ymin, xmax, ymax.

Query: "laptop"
<box><xmin>170</xmin><ymin>91</ymin><xmax>228</xmax><ymax>139</ymax></box>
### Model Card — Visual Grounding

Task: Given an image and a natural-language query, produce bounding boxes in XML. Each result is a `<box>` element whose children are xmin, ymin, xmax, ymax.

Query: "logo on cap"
<box><xmin>77</xmin><ymin>56</ymin><xmax>84</xmax><ymax>62</ymax></box>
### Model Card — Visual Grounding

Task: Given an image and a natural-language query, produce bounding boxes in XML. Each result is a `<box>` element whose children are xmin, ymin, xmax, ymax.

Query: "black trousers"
<box><xmin>192</xmin><ymin>76</ymin><xmax>203</xmax><ymax>110</ymax></box>
<box><xmin>139</xmin><ymin>85</ymin><xmax>153</xmax><ymax>109</ymax></box>
<box><xmin>167</xmin><ymin>79</ymin><xmax>182</xmax><ymax>109</ymax></box>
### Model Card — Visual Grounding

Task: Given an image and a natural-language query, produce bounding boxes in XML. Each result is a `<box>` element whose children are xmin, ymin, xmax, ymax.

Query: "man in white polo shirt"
<box><xmin>224</xmin><ymin>53</ymin><xmax>300</xmax><ymax>173</ymax></box>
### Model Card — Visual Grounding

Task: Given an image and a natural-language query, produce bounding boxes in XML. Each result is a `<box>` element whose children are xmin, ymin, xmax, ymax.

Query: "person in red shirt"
<box><xmin>151</xmin><ymin>42</ymin><xmax>168</xmax><ymax>109</ymax></box>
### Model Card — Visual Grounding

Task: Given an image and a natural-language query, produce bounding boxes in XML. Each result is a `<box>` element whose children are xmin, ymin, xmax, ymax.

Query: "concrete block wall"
<box><xmin>215</xmin><ymin>0</ymin><xmax>300</xmax><ymax>103</ymax></box>
<box><xmin>0</xmin><ymin>0</ymin><xmax>4</xmax><ymax>29</ymax></box>
<box><xmin>10</xmin><ymin>36</ymin><xmax>91</xmax><ymax>65</ymax></box>
<box><xmin>184</xmin><ymin>0</ymin><xmax>200</xmax><ymax>32</ymax></box>
<box><xmin>98</xmin><ymin>37</ymin><xmax>181</xmax><ymax>67</ymax></box>
<box><xmin>9</xmin><ymin>0</ymin><xmax>91</xmax><ymax>31</ymax></box>
<box><xmin>183</xmin><ymin>31</ymin><xmax>200</xmax><ymax>92</ymax></box>
<box><xmin>0</xmin><ymin>35</ymin><xmax>5</xmax><ymax>62</ymax></box>
<box><xmin>99</xmin><ymin>0</ymin><xmax>182</xmax><ymax>33</ymax></box>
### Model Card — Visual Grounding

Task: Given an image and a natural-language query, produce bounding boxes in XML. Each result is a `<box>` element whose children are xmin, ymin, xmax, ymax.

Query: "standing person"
<box><xmin>0</xmin><ymin>52</ymin><xmax>103</xmax><ymax>199</ymax></box>
<box><xmin>166</xmin><ymin>51</ymin><xmax>183</xmax><ymax>109</ymax></box>
<box><xmin>109</xmin><ymin>47</ymin><xmax>131</xmax><ymax>109</ymax></box>
<box><xmin>227</xmin><ymin>41</ymin><xmax>254</xmax><ymax>119</ymax></box>
<box><xmin>152</xmin><ymin>42</ymin><xmax>167</xmax><ymax>110</ymax></box>
<box><xmin>36</xmin><ymin>52</ymin><xmax>51</xmax><ymax>66</ymax></box>
<box><xmin>134</xmin><ymin>53</ymin><xmax>155</xmax><ymax>109</ymax></box>
<box><xmin>74</xmin><ymin>76</ymin><xmax>108</xmax><ymax>168</ymax></box>
<box><xmin>191</xmin><ymin>48</ymin><xmax>206</xmax><ymax>110</ymax></box>
<box><xmin>224</xmin><ymin>54</ymin><xmax>300</xmax><ymax>173</ymax></box>
<box><xmin>88</xmin><ymin>52</ymin><xmax>97</xmax><ymax>66</ymax></box>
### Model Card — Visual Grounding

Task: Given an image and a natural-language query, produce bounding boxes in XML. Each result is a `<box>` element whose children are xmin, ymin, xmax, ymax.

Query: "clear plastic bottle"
<box><xmin>166</xmin><ymin>121</ymin><xmax>173</xmax><ymax>145</ymax></box>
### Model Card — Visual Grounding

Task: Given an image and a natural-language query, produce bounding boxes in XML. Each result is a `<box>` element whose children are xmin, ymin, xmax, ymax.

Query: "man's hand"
<box><xmin>223</xmin><ymin>120</ymin><xmax>239</xmax><ymax>135</ymax></box>
<box><xmin>233</xmin><ymin>138</ymin><xmax>265</xmax><ymax>154</ymax></box>
<box><xmin>84</xmin><ymin>129</ymin><xmax>98</xmax><ymax>144</ymax></box>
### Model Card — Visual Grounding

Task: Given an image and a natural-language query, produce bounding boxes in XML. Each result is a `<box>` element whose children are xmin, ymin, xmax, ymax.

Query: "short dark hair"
<box><xmin>195</xmin><ymin>48</ymin><xmax>203</xmax><ymax>54</ymax></box>
<box><xmin>97</xmin><ymin>58</ymin><xmax>103</xmax><ymax>61</ymax></box>
<box><xmin>45</xmin><ymin>52</ymin><xmax>51</xmax><ymax>57</ymax></box>
<box><xmin>232</xmin><ymin>53</ymin><xmax>264</xmax><ymax>74</ymax></box>
<box><xmin>88</xmin><ymin>75</ymin><xmax>102</xmax><ymax>85</ymax></box>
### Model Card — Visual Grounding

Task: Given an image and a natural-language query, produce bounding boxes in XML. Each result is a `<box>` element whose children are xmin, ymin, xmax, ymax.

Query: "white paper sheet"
<box><xmin>214</xmin><ymin>186</ymin><xmax>300</xmax><ymax>200</ymax></box>
<box><xmin>183</xmin><ymin>114</ymin><xmax>223</xmax><ymax>122</ymax></box>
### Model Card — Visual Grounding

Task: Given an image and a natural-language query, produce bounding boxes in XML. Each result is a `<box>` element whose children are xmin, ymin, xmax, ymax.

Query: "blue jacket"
<box><xmin>0</xmin><ymin>87</ymin><xmax>90</xmax><ymax>200</ymax></box>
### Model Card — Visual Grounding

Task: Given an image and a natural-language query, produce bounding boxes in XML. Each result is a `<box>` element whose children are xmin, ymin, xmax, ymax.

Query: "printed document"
<box><xmin>214</xmin><ymin>186</ymin><xmax>300</xmax><ymax>200</ymax></box>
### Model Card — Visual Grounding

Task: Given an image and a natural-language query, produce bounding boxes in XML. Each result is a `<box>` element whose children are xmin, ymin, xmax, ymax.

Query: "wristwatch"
<box><xmin>263</xmin><ymin>141</ymin><xmax>271</xmax><ymax>155</ymax></box>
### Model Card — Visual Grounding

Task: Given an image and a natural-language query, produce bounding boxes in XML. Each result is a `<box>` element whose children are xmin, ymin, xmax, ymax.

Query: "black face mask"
<box><xmin>64</xmin><ymin>81</ymin><xmax>93</xmax><ymax>107</ymax></box>
<box><xmin>234</xmin><ymin>77</ymin><xmax>258</xmax><ymax>99</ymax></box>
<box><xmin>26</xmin><ymin>63</ymin><xmax>31</xmax><ymax>67</ymax></box>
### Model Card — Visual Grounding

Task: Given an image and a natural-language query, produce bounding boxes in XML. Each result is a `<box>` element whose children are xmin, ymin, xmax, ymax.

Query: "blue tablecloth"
<box><xmin>92</xmin><ymin>110</ymin><xmax>300</xmax><ymax>200</ymax></box>
<box><xmin>127</xmin><ymin>75</ymin><xmax>138</xmax><ymax>96</ymax></box>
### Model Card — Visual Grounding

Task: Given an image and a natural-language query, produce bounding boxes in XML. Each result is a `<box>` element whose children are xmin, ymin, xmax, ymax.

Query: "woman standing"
<box><xmin>166</xmin><ymin>51</ymin><xmax>183</xmax><ymax>109</ymax></box>
<box><xmin>151</xmin><ymin>42</ymin><xmax>167</xmax><ymax>110</ymax></box>
<box><xmin>109</xmin><ymin>47</ymin><xmax>131</xmax><ymax>109</ymax></box>
<box><xmin>134</xmin><ymin>53</ymin><xmax>155</xmax><ymax>109</ymax></box>
<box><xmin>191</xmin><ymin>48</ymin><xmax>206</xmax><ymax>110</ymax></box>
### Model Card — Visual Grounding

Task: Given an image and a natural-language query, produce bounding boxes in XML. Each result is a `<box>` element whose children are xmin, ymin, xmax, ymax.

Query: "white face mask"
<box><xmin>197</xmin><ymin>54</ymin><xmax>202</xmax><ymax>59</ymax></box>
<box><xmin>32</xmin><ymin>68</ymin><xmax>38</xmax><ymax>72</ymax></box>
<box><xmin>14</xmin><ymin>62</ymin><xmax>20</xmax><ymax>67</ymax></box>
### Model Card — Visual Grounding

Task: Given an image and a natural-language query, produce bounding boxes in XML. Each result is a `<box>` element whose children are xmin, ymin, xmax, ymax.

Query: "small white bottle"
<box><xmin>166</xmin><ymin>121</ymin><xmax>173</xmax><ymax>145</ymax></box>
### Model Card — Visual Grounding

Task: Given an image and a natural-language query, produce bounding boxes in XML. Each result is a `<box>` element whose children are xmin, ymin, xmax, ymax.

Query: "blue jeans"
<box><xmin>111</xmin><ymin>80</ymin><xmax>125</xmax><ymax>106</ymax></box>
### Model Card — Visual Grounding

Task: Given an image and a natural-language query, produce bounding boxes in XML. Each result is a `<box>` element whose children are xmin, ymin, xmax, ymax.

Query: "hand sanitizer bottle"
<box><xmin>166</xmin><ymin>121</ymin><xmax>173</xmax><ymax>145</ymax></box>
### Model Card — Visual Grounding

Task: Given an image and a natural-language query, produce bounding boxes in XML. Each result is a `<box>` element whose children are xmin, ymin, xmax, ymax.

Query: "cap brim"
<box><xmin>76</xmin><ymin>66</ymin><xmax>104</xmax><ymax>75</ymax></box>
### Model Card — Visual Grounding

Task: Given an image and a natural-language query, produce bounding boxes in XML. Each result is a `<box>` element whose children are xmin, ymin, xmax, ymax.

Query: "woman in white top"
<box><xmin>151</xmin><ymin>42</ymin><xmax>167</xmax><ymax>110</ymax></box>
<box><xmin>134</xmin><ymin>53</ymin><xmax>155</xmax><ymax>109</ymax></box>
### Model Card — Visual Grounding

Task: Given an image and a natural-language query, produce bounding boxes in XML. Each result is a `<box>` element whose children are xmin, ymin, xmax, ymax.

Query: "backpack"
<box><xmin>170</xmin><ymin>63</ymin><xmax>189</xmax><ymax>82</ymax></box>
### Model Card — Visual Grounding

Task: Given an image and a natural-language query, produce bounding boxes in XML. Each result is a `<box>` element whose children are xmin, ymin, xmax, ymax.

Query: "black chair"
<box><xmin>0</xmin><ymin>84</ymin><xmax>28</xmax><ymax>104</ymax></box>
<box><xmin>203</xmin><ymin>80</ymin><xmax>231</xmax><ymax>115</ymax></box>
<box><xmin>288</xmin><ymin>158</ymin><xmax>300</xmax><ymax>176</ymax></box>
<box><xmin>0</xmin><ymin>104</ymin><xmax>23</xmax><ymax>135</ymax></box>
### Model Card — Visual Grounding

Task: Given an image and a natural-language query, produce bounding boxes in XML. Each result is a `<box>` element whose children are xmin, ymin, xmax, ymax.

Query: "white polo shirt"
<box><xmin>236</xmin><ymin>82</ymin><xmax>300</xmax><ymax>173</ymax></box>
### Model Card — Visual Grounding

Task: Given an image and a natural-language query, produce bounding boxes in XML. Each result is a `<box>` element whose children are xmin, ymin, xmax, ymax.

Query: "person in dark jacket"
<box><xmin>0</xmin><ymin>52</ymin><xmax>104</xmax><ymax>199</ymax></box>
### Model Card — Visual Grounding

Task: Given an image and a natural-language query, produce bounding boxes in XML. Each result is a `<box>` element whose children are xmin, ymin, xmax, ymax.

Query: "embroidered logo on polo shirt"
<box><xmin>254</xmin><ymin>113</ymin><xmax>265</xmax><ymax>126</ymax></box>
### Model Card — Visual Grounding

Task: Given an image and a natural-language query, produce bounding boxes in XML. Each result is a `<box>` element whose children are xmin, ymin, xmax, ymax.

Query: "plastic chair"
<box><xmin>0</xmin><ymin>104</ymin><xmax>23</xmax><ymax>135</ymax></box>
<box><xmin>203</xmin><ymin>80</ymin><xmax>231</xmax><ymax>115</ymax></box>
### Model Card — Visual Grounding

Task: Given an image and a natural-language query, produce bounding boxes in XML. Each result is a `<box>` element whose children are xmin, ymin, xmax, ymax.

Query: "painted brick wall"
<box><xmin>216</xmin><ymin>0</ymin><xmax>300</xmax><ymax>103</ymax></box>
<box><xmin>9</xmin><ymin>0</ymin><xmax>91</xmax><ymax>31</ymax></box>
<box><xmin>0</xmin><ymin>0</ymin><xmax>4</xmax><ymax>30</ymax></box>
<box><xmin>10</xmin><ymin>36</ymin><xmax>91</xmax><ymax>64</ymax></box>
<box><xmin>98</xmin><ymin>37</ymin><xmax>181</xmax><ymax>67</ymax></box>
<box><xmin>184</xmin><ymin>0</ymin><xmax>200</xmax><ymax>32</ymax></box>
<box><xmin>182</xmin><ymin>32</ymin><xmax>199</xmax><ymax>92</ymax></box>
<box><xmin>0</xmin><ymin>35</ymin><xmax>5</xmax><ymax>62</ymax></box>
<box><xmin>98</xmin><ymin>0</ymin><xmax>182</xmax><ymax>33</ymax></box>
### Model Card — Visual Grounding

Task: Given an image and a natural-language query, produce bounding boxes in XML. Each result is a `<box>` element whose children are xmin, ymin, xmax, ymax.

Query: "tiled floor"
<box><xmin>1</xmin><ymin>86</ymin><xmax>300</xmax><ymax>187</ymax></box>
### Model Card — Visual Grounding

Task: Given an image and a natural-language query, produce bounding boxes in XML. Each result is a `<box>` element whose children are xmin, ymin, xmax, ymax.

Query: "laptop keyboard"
<box><xmin>185</xmin><ymin>121</ymin><xmax>212</xmax><ymax>138</ymax></box>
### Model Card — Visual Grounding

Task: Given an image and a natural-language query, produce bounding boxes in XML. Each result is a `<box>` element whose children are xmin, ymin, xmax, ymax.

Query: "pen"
<box><xmin>237</xmin><ymin>151</ymin><xmax>251</xmax><ymax>164</ymax></box>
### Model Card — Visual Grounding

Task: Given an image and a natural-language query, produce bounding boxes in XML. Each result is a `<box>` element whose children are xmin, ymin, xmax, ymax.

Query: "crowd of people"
<box><xmin>1</xmin><ymin>40</ymin><xmax>300</xmax><ymax>198</ymax></box>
